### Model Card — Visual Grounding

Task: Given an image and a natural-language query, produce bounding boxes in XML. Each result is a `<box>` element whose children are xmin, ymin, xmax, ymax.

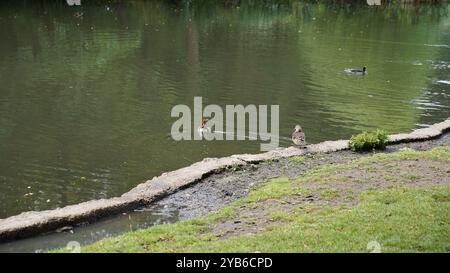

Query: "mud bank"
<box><xmin>1</xmin><ymin>118</ymin><xmax>449</xmax><ymax>242</ymax></box>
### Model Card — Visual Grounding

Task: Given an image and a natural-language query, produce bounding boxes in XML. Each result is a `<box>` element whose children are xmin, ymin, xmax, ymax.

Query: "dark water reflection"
<box><xmin>0</xmin><ymin>1</ymin><xmax>449</xmax><ymax>218</ymax></box>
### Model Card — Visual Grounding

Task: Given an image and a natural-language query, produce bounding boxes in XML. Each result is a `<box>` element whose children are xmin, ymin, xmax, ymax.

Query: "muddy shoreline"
<box><xmin>0</xmin><ymin>118</ymin><xmax>449</xmax><ymax>243</ymax></box>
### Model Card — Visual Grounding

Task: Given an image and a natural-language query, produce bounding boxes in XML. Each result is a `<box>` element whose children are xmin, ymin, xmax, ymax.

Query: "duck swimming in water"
<box><xmin>73</xmin><ymin>11</ymin><xmax>84</xmax><ymax>18</ymax></box>
<box><xmin>292</xmin><ymin>125</ymin><xmax>307</xmax><ymax>148</ymax></box>
<box><xmin>344</xmin><ymin>66</ymin><xmax>367</xmax><ymax>75</ymax></box>
<box><xmin>197</xmin><ymin>118</ymin><xmax>211</xmax><ymax>137</ymax></box>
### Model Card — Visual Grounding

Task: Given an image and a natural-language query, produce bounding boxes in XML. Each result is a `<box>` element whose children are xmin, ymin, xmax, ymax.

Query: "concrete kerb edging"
<box><xmin>0</xmin><ymin>118</ymin><xmax>449</xmax><ymax>242</ymax></box>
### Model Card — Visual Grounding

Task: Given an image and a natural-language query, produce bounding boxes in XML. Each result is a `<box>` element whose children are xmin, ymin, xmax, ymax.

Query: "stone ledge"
<box><xmin>388</xmin><ymin>118</ymin><xmax>450</xmax><ymax>144</ymax></box>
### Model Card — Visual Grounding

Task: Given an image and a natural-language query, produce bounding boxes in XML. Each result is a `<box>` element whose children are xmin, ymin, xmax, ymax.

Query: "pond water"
<box><xmin>0</xmin><ymin>203</ymin><xmax>180</xmax><ymax>253</ymax></box>
<box><xmin>0</xmin><ymin>1</ymin><xmax>450</xmax><ymax>220</ymax></box>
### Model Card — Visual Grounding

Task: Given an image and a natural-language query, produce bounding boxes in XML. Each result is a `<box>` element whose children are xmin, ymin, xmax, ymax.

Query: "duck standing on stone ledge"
<box><xmin>292</xmin><ymin>124</ymin><xmax>307</xmax><ymax>148</ymax></box>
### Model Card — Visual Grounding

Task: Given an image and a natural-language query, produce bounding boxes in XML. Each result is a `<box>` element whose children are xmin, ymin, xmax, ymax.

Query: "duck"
<box><xmin>344</xmin><ymin>66</ymin><xmax>367</xmax><ymax>75</ymax></box>
<box><xmin>197</xmin><ymin>118</ymin><xmax>211</xmax><ymax>137</ymax></box>
<box><xmin>292</xmin><ymin>125</ymin><xmax>307</xmax><ymax>148</ymax></box>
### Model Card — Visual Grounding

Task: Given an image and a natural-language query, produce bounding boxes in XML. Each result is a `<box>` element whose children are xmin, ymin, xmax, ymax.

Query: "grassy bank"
<box><xmin>62</xmin><ymin>146</ymin><xmax>450</xmax><ymax>253</ymax></box>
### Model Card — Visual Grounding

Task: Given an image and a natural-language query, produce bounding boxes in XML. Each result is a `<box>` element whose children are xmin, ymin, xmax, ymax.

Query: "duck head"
<box><xmin>294</xmin><ymin>124</ymin><xmax>302</xmax><ymax>132</ymax></box>
<box><xmin>201</xmin><ymin>118</ymin><xmax>209</xmax><ymax>128</ymax></box>
<box><xmin>363</xmin><ymin>66</ymin><xmax>367</xmax><ymax>73</ymax></box>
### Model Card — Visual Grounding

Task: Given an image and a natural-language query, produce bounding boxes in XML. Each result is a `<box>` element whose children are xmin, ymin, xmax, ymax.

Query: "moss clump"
<box><xmin>349</xmin><ymin>129</ymin><xmax>389</xmax><ymax>152</ymax></box>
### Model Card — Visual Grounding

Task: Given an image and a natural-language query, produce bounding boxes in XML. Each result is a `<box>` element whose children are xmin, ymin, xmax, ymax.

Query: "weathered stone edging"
<box><xmin>1</xmin><ymin>118</ymin><xmax>449</xmax><ymax>242</ymax></box>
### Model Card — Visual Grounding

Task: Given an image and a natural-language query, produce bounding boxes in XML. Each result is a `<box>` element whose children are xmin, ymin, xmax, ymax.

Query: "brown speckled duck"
<box><xmin>292</xmin><ymin>124</ymin><xmax>306</xmax><ymax>147</ymax></box>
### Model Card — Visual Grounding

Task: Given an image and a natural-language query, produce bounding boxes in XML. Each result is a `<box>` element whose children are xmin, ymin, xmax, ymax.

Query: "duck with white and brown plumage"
<box><xmin>292</xmin><ymin>124</ymin><xmax>307</xmax><ymax>148</ymax></box>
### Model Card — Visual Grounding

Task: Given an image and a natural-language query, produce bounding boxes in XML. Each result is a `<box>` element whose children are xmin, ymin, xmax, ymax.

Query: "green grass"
<box><xmin>56</xmin><ymin>146</ymin><xmax>450</xmax><ymax>253</ymax></box>
<box><xmin>267</xmin><ymin>209</ymin><xmax>296</xmax><ymax>222</ymax></box>
<box><xmin>400</xmin><ymin>172</ymin><xmax>419</xmax><ymax>180</ymax></box>
<box><xmin>289</xmin><ymin>155</ymin><xmax>306</xmax><ymax>163</ymax></box>
<box><xmin>77</xmin><ymin>186</ymin><xmax>450</xmax><ymax>253</ymax></box>
<box><xmin>319</xmin><ymin>188</ymin><xmax>340</xmax><ymax>200</ymax></box>
<box><xmin>186</xmin><ymin>186</ymin><xmax>450</xmax><ymax>253</ymax></box>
